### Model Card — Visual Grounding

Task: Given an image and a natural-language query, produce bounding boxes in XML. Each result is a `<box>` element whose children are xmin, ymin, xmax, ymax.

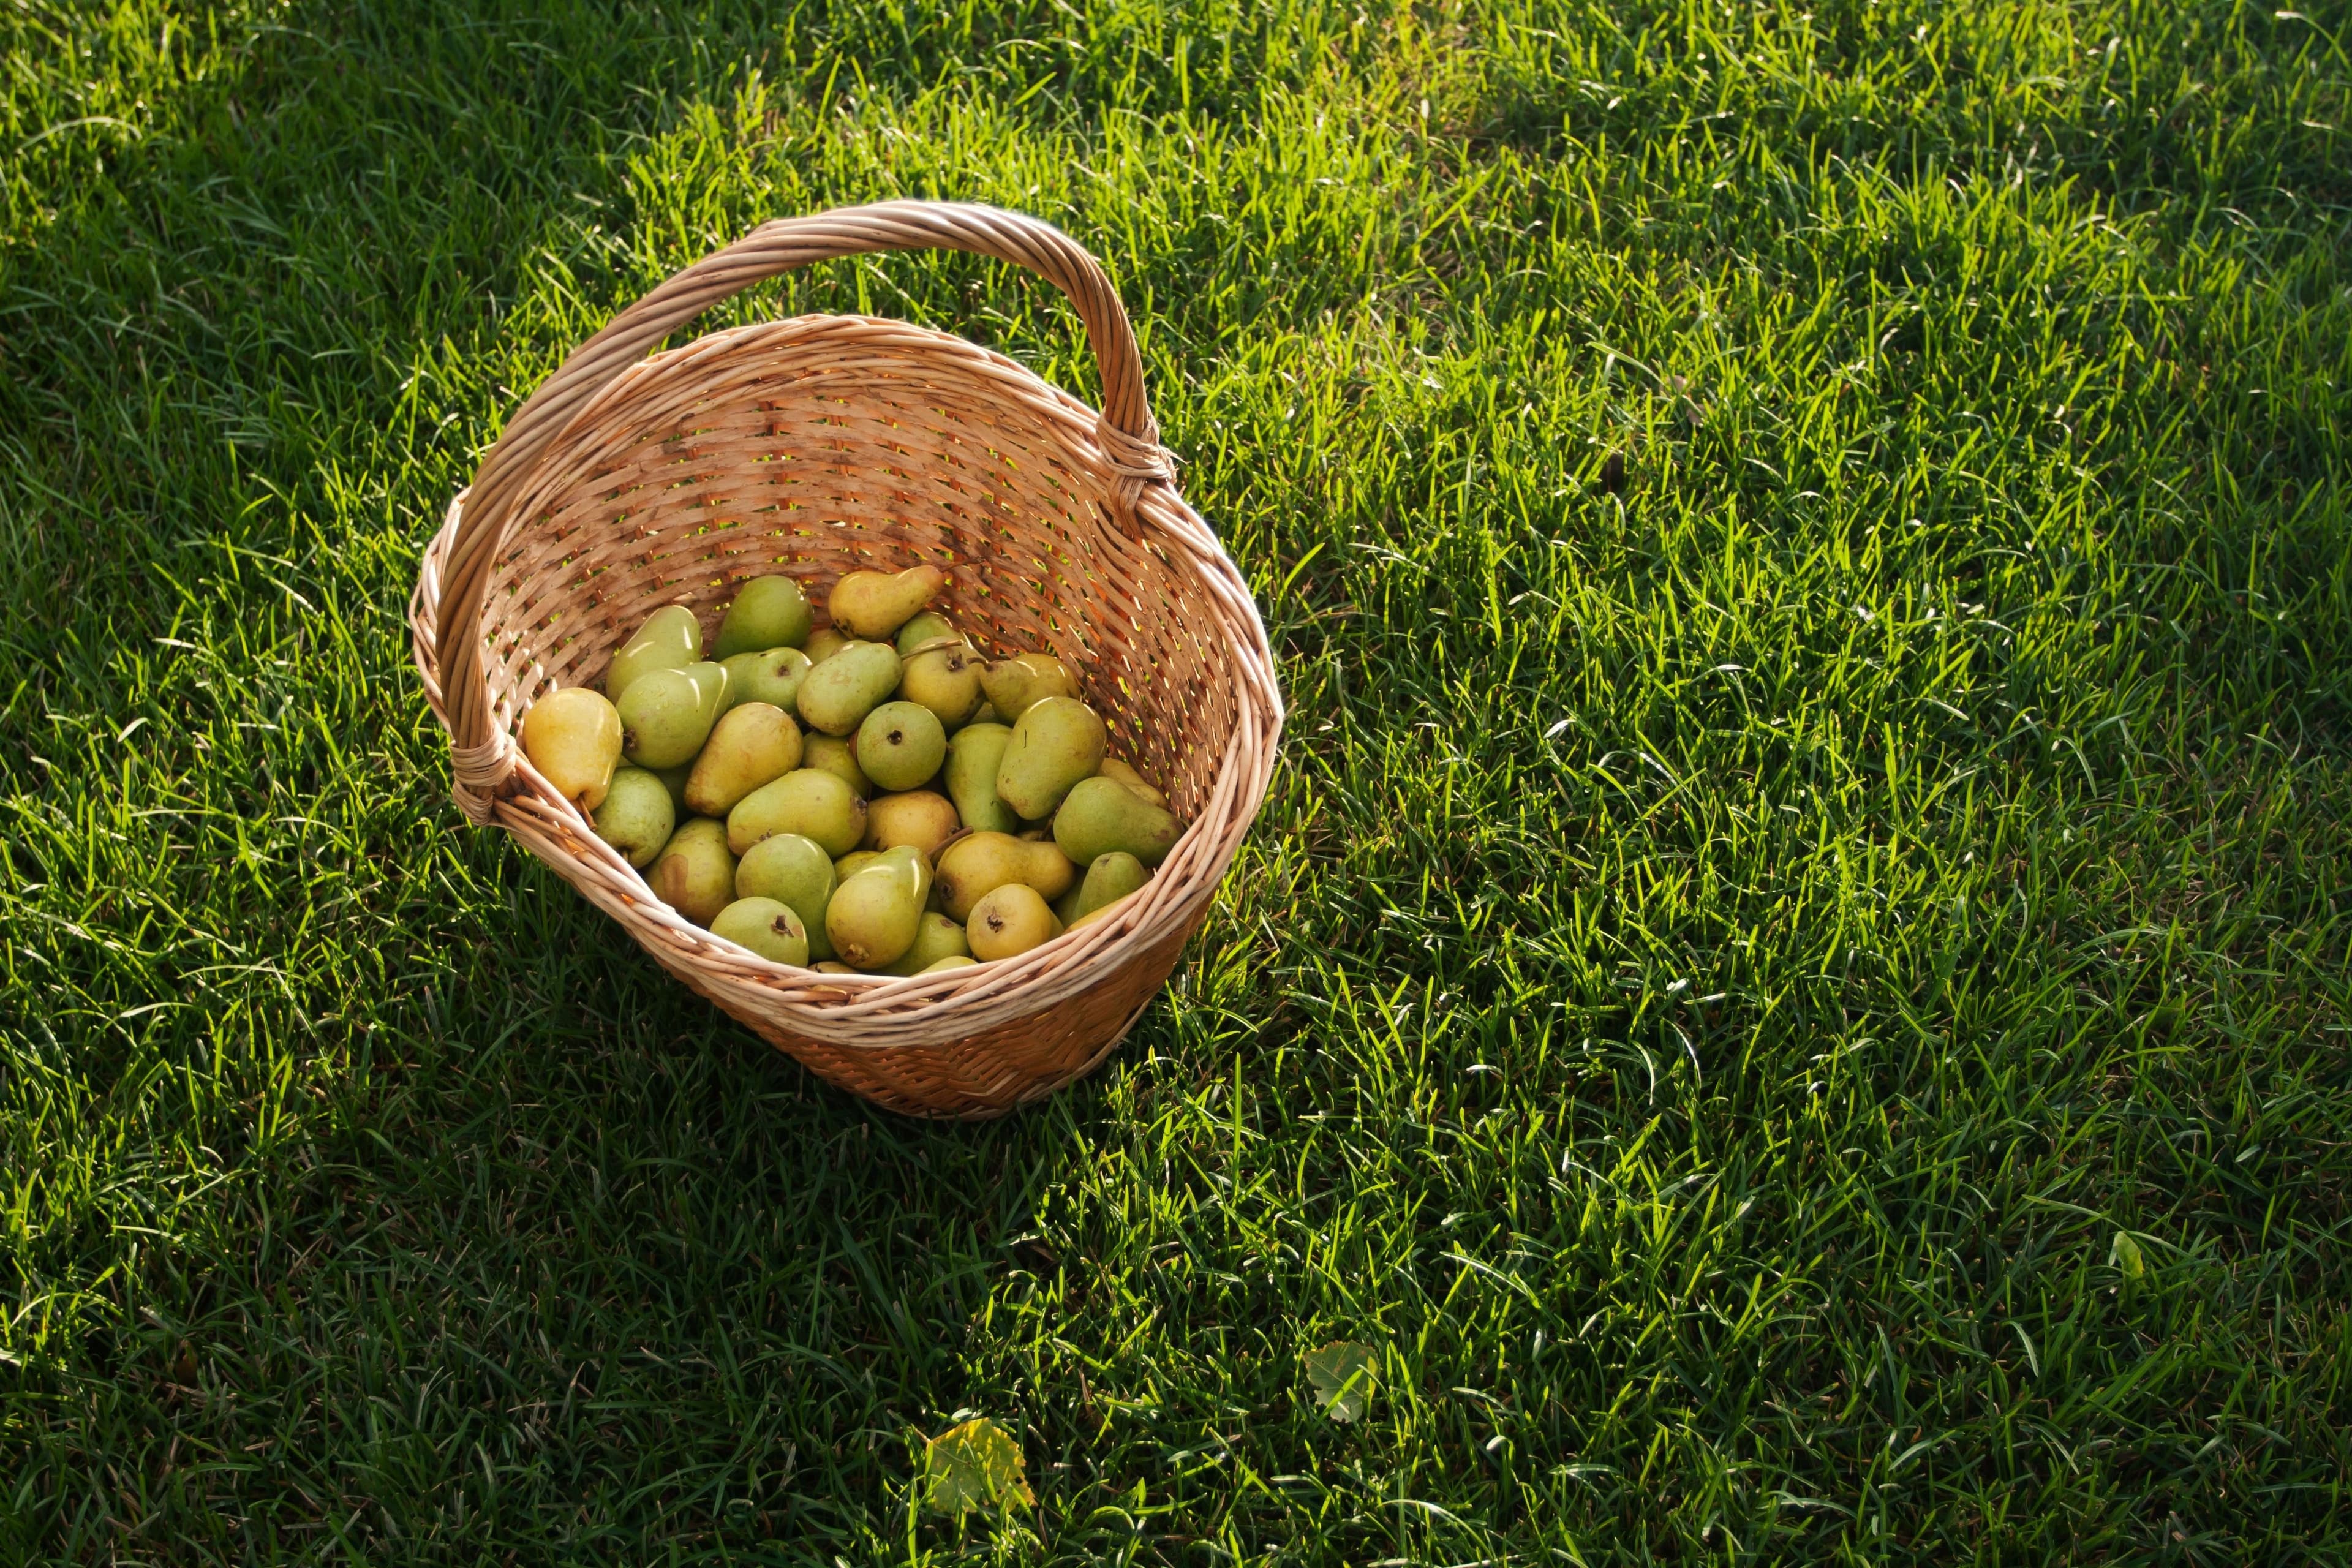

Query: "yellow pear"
<box><xmin>977</xmin><ymin>651</ymin><xmax>1079</xmax><ymax>721</ymax></box>
<box><xmin>1099</xmin><ymin>757</ymin><xmax>1167</xmax><ymax>808</ymax></box>
<box><xmin>1052</xmin><ymin>775</ymin><xmax>1180</xmax><ymax>867</ymax></box>
<box><xmin>828</xmin><ymin>565</ymin><xmax>944</xmax><ymax>641</ymax></box>
<box><xmin>519</xmin><ymin>686</ymin><xmax>623</xmax><ymax>810</ymax></box>
<box><xmin>995</xmin><ymin>696</ymin><xmax>1107</xmax><ymax>818</ymax></box>
<box><xmin>592</xmin><ymin>766</ymin><xmax>676</xmax><ymax>869</ymax></box>
<box><xmin>966</xmin><ymin>883</ymin><xmax>1062</xmax><ymax>961</ymax></box>
<box><xmin>803</xmin><ymin>627</ymin><xmax>852</xmax><ymax>664</ymax></box>
<box><xmin>877</xmin><ymin>912</ymin><xmax>971</xmax><ymax>974</ymax></box>
<box><xmin>726</xmin><ymin>768</ymin><xmax>867</xmax><ymax>858</ymax></box>
<box><xmin>864</xmin><ymin>791</ymin><xmax>961</xmax><ymax>861</ymax></box>
<box><xmin>802</xmin><ymin>733</ymin><xmax>873</xmax><ymax>799</ymax></box>
<box><xmin>714</xmin><ymin>576</ymin><xmax>813</xmax><ymax>658</ymax></box>
<box><xmin>684</xmin><ymin>702</ymin><xmax>803</xmax><ymax>816</ymax></box>
<box><xmin>826</xmin><ymin>845</ymin><xmax>930</xmax><ymax>969</ymax></box>
<box><xmin>1056</xmin><ymin>850</ymin><xmax>1148</xmax><ymax>925</ymax></box>
<box><xmin>936</xmin><ymin>831</ymin><xmax>1076</xmax><ymax>921</ymax></box>
<box><xmin>605</xmin><ymin>604</ymin><xmax>701</xmax><ymax>700</ymax></box>
<box><xmin>649</xmin><ymin>818</ymin><xmax>737</xmax><ymax>925</ymax></box>
<box><xmin>710</xmin><ymin>897</ymin><xmax>810</xmax><ymax>967</ymax></box>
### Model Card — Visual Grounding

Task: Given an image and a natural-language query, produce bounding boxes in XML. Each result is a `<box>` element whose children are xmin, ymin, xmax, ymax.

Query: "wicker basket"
<box><xmin>407</xmin><ymin>202</ymin><xmax>1281</xmax><ymax>1118</ymax></box>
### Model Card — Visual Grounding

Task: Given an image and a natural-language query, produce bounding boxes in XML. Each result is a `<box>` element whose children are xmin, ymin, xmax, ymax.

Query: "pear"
<box><xmin>649</xmin><ymin>818</ymin><xmax>737</xmax><ymax>926</ymax></box>
<box><xmin>918</xmin><ymin>955</ymin><xmax>978</xmax><ymax>974</ymax></box>
<box><xmin>796</xmin><ymin>641</ymin><xmax>902</xmax><ymax>736</ymax></box>
<box><xmin>710</xmin><ymin>897</ymin><xmax>811</xmax><ymax>967</ymax></box>
<box><xmin>1056</xmin><ymin>850</ymin><xmax>1148</xmax><ymax>924</ymax></box>
<box><xmin>592</xmin><ymin>766</ymin><xmax>676</xmax><ymax>869</ymax></box>
<box><xmin>826</xmin><ymin>844</ymin><xmax>930</xmax><ymax>970</ymax></box>
<box><xmin>714</xmin><ymin>576</ymin><xmax>813</xmax><ymax>658</ymax></box>
<box><xmin>829</xmin><ymin>564</ymin><xmax>944</xmax><ymax>641</ymax></box>
<box><xmin>995</xmin><ymin>696</ymin><xmax>1106</xmax><ymax>819</ymax></box>
<box><xmin>1052</xmin><ymin>775</ymin><xmax>1180</xmax><ymax>867</ymax></box>
<box><xmin>519</xmin><ymin>686</ymin><xmax>624</xmax><ymax>810</ymax></box>
<box><xmin>900</xmin><ymin>643</ymin><xmax>984</xmax><ymax>730</ymax></box>
<box><xmin>966</xmin><ymin>883</ymin><xmax>1061</xmax><ymax>961</ymax></box>
<box><xmin>1068</xmin><ymin>893</ymin><xmax>1138</xmax><ymax>932</ymax></box>
<box><xmin>894</xmin><ymin>611</ymin><xmax>962</xmax><ymax>656</ymax></box>
<box><xmin>813</xmin><ymin>961</ymin><xmax>858</xmax><ymax>975</ymax></box>
<box><xmin>727</xmin><ymin>768</ymin><xmax>867</xmax><ymax>858</ymax></box>
<box><xmin>865</xmin><ymin>791</ymin><xmax>961</xmax><ymax>861</ymax></box>
<box><xmin>1099</xmin><ymin>757</ymin><xmax>1167</xmax><ymax>809</ymax></box>
<box><xmin>720</xmin><ymin>646</ymin><xmax>812</xmax><ymax>713</ymax></box>
<box><xmin>802</xmin><ymin>733</ymin><xmax>873</xmax><ymax>799</ymax></box>
<box><xmin>803</xmin><ymin>627</ymin><xmax>851</xmax><ymax>664</ymax></box>
<box><xmin>618</xmin><ymin>660</ymin><xmax>729</xmax><ymax>769</ymax></box>
<box><xmin>833</xmin><ymin>850</ymin><xmax>883</xmax><ymax>882</ymax></box>
<box><xmin>978</xmin><ymin>652</ymin><xmax>1079</xmax><ymax>721</ymax></box>
<box><xmin>649</xmin><ymin>761</ymin><xmax>692</xmax><ymax>814</ymax></box>
<box><xmin>854</xmin><ymin>701</ymin><xmax>946</xmax><ymax>793</ymax></box>
<box><xmin>969</xmin><ymin>702</ymin><xmax>1000</xmax><ymax>726</ymax></box>
<box><xmin>733</xmin><ymin>831</ymin><xmax>838</xmax><ymax>962</ymax></box>
<box><xmin>944</xmin><ymin>723</ymin><xmax>1019</xmax><ymax>834</ymax></box>
<box><xmin>878</xmin><ymin>911</ymin><xmax>971</xmax><ymax>974</ymax></box>
<box><xmin>605</xmin><ymin>604</ymin><xmax>702</xmax><ymax>701</ymax></box>
<box><xmin>936</xmin><ymin>831</ymin><xmax>1077</xmax><ymax>921</ymax></box>
<box><xmin>684</xmin><ymin>702</ymin><xmax>802</xmax><ymax>816</ymax></box>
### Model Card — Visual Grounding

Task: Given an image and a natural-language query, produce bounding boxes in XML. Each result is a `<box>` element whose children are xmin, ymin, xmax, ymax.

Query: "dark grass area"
<box><xmin>3</xmin><ymin>0</ymin><xmax>2350</xmax><ymax>1560</ymax></box>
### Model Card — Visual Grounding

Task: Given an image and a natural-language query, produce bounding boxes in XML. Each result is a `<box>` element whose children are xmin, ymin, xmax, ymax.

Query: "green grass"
<box><xmin>4</xmin><ymin>0</ymin><xmax>2350</xmax><ymax>1559</ymax></box>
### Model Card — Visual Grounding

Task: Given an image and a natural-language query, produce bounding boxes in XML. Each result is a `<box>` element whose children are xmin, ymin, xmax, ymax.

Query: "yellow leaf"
<box><xmin>922</xmin><ymin>1417</ymin><xmax>1033</xmax><ymax>1515</ymax></box>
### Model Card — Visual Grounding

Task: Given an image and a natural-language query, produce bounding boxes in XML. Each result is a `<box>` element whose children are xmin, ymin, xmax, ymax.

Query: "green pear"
<box><xmin>727</xmin><ymin>768</ymin><xmax>867</xmax><ymax>858</ymax></box>
<box><xmin>826</xmin><ymin>844</ymin><xmax>930</xmax><ymax>969</ymax></box>
<box><xmin>733</xmin><ymin>831</ymin><xmax>837</xmax><ymax>962</ymax></box>
<box><xmin>1056</xmin><ymin>850</ymin><xmax>1148</xmax><ymax>924</ymax></box>
<box><xmin>802</xmin><ymin>627</ymin><xmax>851</xmax><ymax>664</ymax></box>
<box><xmin>1068</xmin><ymin>894</ymin><xmax>1136</xmax><ymax>932</ymax></box>
<box><xmin>649</xmin><ymin>818</ymin><xmax>737</xmax><ymax>925</ymax></box>
<box><xmin>918</xmin><ymin>955</ymin><xmax>978</xmax><ymax>974</ymax></box>
<box><xmin>813</xmin><ymin>961</ymin><xmax>858</xmax><ymax>975</ymax></box>
<box><xmin>649</xmin><ymin>761</ymin><xmax>693</xmax><ymax>814</ymax></box>
<box><xmin>935</xmin><ymin>831</ymin><xmax>1076</xmax><ymax>921</ymax></box>
<box><xmin>592</xmin><ymin>766</ymin><xmax>676</xmax><ymax>869</ymax></box>
<box><xmin>829</xmin><ymin>565</ymin><xmax>944</xmax><ymax>641</ymax></box>
<box><xmin>978</xmin><ymin>651</ymin><xmax>1079</xmax><ymax>721</ymax></box>
<box><xmin>995</xmin><ymin>696</ymin><xmax>1107</xmax><ymax>819</ymax></box>
<box><xmin>1099</xmin><ymin>757</ymin><xmax>1167</xmax><ymax>808</ymax></box>
<box><xmin>855</xmin><ymin>701</ymin><xmax>946</xmax><ymax>793</ymax></box>
<box><xmin>1052</xmin><ymin>775</ymin><xmax>1180</xmax><ymax>867</ymax></box>
<box><xmin>519</xmin><ymin>686</ymin><xmax>624</xmax><ymax>810</ymax></box>
<box><xmin>606</xmin><ymin>604</ymin><xmax>702</xmax><ymax>700</ymax></box>
<box><xmin>894</xmin><ymin>611</ymin><xmax>963</xmax><ymax>656</ymax></box>
<box><xmin>878</xmin><ymin>911</ymin><xmax>971</xmax><ymax>974</ymax></box>
<box><xmin>865</xmin><ymin>791</ymin><xmax>960</xmax><ymax>861</ymax></box>
<box><xmin>714</xmin><ymin>576</ymin><xmax>813</xmax><ymax>658</ymax></box>
<box><xmin>796</xmin><ymin>640</ymin><xmax>901</xmax><ymax>736</ymax></box>
<box><xmin>710</xmin><ymin>897</ymin><xmax>810</xmax><ymax>967</ymax></box>
<box><xmin>943</xmin><ymin>723</ymin><xmax>1017</xmax><ymax>834</ymax></box>
<box><xmin>969</xmin><ymin>702</ymin><xmax>1000</xmax><ymax>726</ymax></box>
<box><xmin>802</xmin><ymin>733</ymin><xmax>873</xmax><ymax>799</ymax></box>
<box><xmin>900</xmin><ymin>643</ymin><xmax>984</xmax><ymax>730</ymax></box>
<box><xmin>684</xmin><ymin>702</ymin><xmax>803</xmax><ymax>816</ymax></box>
<box><xmin>720</xmin><ymin>646</ymin><xmax>812</xmax><ymax>713</ymax></box>
<box><xmin>966</xmin><ymin>883</ymin><xmax>1061</xmax><ymax>960</ymax></box>
<box><xmin>618</xmin><ymin>660</ymin><xmax>729</xmax><ymax>769</ymax></box>
<box><xmin>833</xmin><ymin>850</ymin><xmax>882</xmax><ymax>882</ymax></box>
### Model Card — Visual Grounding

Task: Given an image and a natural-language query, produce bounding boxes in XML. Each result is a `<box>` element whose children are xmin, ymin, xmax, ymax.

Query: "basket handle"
<box><xmin>434</xmin><ymin>200</ymin><xmax>1170</xmax><ymax>807</ymax></box>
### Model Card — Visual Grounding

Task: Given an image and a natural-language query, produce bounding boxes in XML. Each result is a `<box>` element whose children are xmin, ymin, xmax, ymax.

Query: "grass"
<box><xmin>4</xmin><ymin>0</ymin><xmax>2351</xmax><ymax>1559</ymax></box>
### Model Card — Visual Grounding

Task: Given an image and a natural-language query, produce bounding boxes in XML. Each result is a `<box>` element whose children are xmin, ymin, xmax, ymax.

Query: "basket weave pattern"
<box><xmin>408</xmin><ymin>203</ymin><xmax>1281</xmax><ymax>1118</ymax></box>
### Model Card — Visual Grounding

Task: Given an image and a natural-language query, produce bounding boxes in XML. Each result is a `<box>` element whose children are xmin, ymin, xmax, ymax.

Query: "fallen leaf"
<box><xmin>1304</xmin><ymin>1340</ymin><xmax>1379</xmax><ymax>1422</ymax></box>
<box><xmin>921</xmin><ymin>1417</ymin><xmax>1033</xmax><ymax>1515</ymax></box>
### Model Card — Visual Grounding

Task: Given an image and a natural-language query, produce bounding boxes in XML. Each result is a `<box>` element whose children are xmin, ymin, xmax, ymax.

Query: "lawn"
<box><xmin>5</xmin><ymin>0</ymin><xmax>2351</xmax><ymax>1560</ymax></box>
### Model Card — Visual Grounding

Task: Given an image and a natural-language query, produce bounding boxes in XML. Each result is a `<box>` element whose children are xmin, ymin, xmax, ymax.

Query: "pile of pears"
<box><xmin>516</xmin><ymin>565</ymin><xmax>1182</xmax><ymax>976</ymax></box>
